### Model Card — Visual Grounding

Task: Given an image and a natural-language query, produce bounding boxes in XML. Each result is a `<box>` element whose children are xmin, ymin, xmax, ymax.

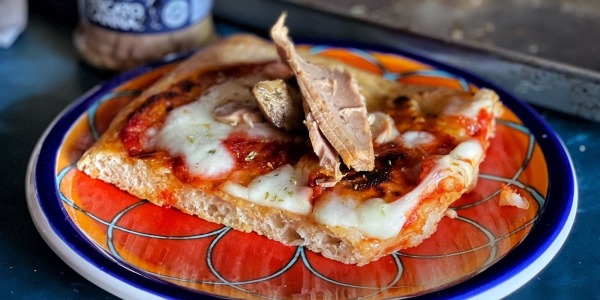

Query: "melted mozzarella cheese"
<box><xmin>368</xmin><ymin>112</ymin><xmax>400</xmax><ymax>144</ymax></box>
<box><xmin>221</xmin><ymin>164</ymin><xmax>313</xmax><ymax>215</ymax></box>
<box><xmin>151</xmin><ymin>74</ymin><xmax>492</xmax><ymax>238</ymax></box>
<box><xmin>401</xmin><ymin>131</ymin><xmax>436</xmax><ymax>148</ymax></box>
<box><xmin>154</xmin><ymin>99</ymin><xmax>235</xmax><ymax>178</ymax></box>
<box><xmin>153</xmin><ymin>77</ymin><xmax>274</xmax><ymax>179</ymax></box>
<box><xmin>232</xmin><ymin>122</ymin><xmax>285</xmax><ymax>139</ymax></box>
<box><xmin>313</xmin><ymin>139</ymin><xmax>483</xmax><ymax>239</ymax></box>
<box><xmin>153</xmin><ymin>75</ymin><xmax>308</xmax><ymax>215</ymax></box>
<box><xmin>499</xmin><ymin>185</ymin><xmax>529</xmax><ymax>209</ymax></box>
<box><xmin>442</xmin><ymin>91</ymin><xmax>494</xmax><ymax>118</ymax></box>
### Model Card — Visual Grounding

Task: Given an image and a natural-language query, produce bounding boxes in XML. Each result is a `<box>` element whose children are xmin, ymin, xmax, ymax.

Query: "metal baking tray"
<box><xmin>214</xmin><ymin>0</ymin><xmax>600</xmax><ymax>121</ymax></box>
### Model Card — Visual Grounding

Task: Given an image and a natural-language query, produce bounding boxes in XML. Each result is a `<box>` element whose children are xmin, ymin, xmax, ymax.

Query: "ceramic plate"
<box><xmin>26</xmin><ymin>43</ymin><xmax>577</xmax><ymax>300</ymax></box>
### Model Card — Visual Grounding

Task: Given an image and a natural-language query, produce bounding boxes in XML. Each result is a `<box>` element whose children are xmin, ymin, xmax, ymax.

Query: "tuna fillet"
<box><xmin>270</xmin><ymin>14</ymin><xmax>375</xmax><ymax>172</ymax></box>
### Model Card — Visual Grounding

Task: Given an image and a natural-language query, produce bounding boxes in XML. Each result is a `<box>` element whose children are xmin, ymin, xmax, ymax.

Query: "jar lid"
<box><xmin>78</xmin><ymin>0</ymin><xmax>213</xmax><ymax>34</ymax></box>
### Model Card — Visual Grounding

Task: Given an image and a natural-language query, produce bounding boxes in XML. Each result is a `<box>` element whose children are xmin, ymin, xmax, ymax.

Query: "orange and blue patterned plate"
<box><xmin>26</xmin><ymin>43</ymin><xmax>577</xmax><ymax>299</ymax></box>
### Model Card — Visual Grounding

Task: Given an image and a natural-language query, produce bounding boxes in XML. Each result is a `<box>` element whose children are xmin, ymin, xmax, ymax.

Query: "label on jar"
<box><xmin>79</xmin><ymin>0</ymin><xmax>212</xmax><ymax>33</ymax></box>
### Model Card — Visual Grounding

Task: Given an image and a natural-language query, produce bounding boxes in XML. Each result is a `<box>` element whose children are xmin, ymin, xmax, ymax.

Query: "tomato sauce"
<box><xmin>119</xmin><ymin>61</ymin><xmax>494</xmax><ymax>221</ymax></box>
<box><xmin>120</xmin><ymin>62</ymin><xmax>286</xmax><ymax>157</ymax></box>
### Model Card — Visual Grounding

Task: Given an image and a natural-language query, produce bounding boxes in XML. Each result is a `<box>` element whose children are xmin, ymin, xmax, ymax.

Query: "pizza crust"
<box><xmin>78</xmin><ymin>144</ymin><xmax>370</xmax><ymax>264</ymax></box>
<box><xmin>77</xmin><ymin>34</ymin><xmax>501</xmax><ymax>266</ymax></box>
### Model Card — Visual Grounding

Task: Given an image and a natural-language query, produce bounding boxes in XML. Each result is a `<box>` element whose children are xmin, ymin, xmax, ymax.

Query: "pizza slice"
<box><xmin>77</xmin><ymin>16</ymin><xmax>502</xmax><ymax>266</ymax></box>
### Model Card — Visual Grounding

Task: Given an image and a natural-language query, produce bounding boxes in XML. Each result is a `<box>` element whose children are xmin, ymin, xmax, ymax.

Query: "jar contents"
<box><xmin>74</xmin><ymin>0</ymin><xmax>217</xmax><ymax>71</ymax></box>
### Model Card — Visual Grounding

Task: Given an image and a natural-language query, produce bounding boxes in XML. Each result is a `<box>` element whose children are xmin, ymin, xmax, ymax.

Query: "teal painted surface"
<box><xmin>1</xmin><ymin>7</ymin><xmax>598</xmax><ymax>300</ymax></box>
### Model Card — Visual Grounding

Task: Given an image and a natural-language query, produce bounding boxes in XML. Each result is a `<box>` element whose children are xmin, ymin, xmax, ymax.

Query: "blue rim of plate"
<box><xmin>28</xmin><ymin>41</ymin><xmax>577</xmax><ymax>300</ymax></box>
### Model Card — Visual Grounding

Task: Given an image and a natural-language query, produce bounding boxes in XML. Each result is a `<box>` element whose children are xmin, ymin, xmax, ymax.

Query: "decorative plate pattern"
<box><xmin>28</xmin><ymin>44</ymin><xmax>577</xmax><ymax>299</ymax></box>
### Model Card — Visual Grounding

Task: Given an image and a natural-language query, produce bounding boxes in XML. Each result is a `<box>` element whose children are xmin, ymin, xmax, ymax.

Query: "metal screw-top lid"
<box><xmin>74</xmin><ymin>0</ymin><xmax>217</xmax><ymax>71</ymax></box>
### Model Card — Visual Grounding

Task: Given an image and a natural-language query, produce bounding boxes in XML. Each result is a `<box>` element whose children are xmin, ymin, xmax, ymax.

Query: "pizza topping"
<box><xmin>221</xmin><ymin>164</ymin><xmax>313</xmax><ymax>215</ymax></box>
<box><xmin>304</xmin><ymin>110</ymin><xmax>342</xmax><ymax>179</ymax></box>
<box><xmin>252</xmin><ymin>79</ymin><xmax>304</xmax><ymax>131</ymax></box>
<box><xmin>121</xmin><ymin>62</ymin><xmax>288</xmax><ymax>157</ymax></box>
<box><xmin>442</xmin><ymin>88</ymin><xmax>501</xmax><ymax>119</ymax></box>
<box><xmin>153</xmin><ymin>86</ymin><xmax>237</xmax><ymax>180</ymax></box>
<box><xmin>143</xmin><ymin>68</ymin><xmax>496</xmax><ymax>239</ymax></box>
<box><xmin>499</xmin><ymin>185</ymin><xmax>529</xmax><ymax>209</ymax></box>
<box><xmin>213</xmin><ymin>99</ymin><xmax>264</xmax><ymax>127</ymax></box>
<box><xmin>270</xmin><ymin>14</ymin><xmax>375</xmax><ymax>172</ymax></box>
<box><xmin>113</xmin><ymin>30</ymin><xmax>502</xmax><ymax>243</ymax></box>
<box><xmin>313</xmin><ymin>139</ymin><xmax>484</xmax><ymax>239</ymax></box>
<box><xmin>400</xmin><ymin>131</ymin><xmax>437</xmax><ymax>149</ymax></box>
<box><xmin>120</xmin><ymin>91</ymin><xmax>191</xmax><ymax>156</ymax></box>
<box><xmin>445</xmin><ymin>208</ymin><xmax>458</xmax><ymax>219</ymax></box>
<box><xmin>368</xmin><ymin>112</ymin><xmax>400</xmax><ymax>144</ymax></box>
<box><xmin>152</xmin><ymin>76</ymin><xmax>280</xmax><ymax>180</ymax></box>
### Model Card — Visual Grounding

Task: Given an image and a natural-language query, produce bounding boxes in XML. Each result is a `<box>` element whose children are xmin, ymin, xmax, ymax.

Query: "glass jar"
<box><xmin>74</xmin><ymin>0</ymin><xmax>217</xmax><ymax>71</ymax></box>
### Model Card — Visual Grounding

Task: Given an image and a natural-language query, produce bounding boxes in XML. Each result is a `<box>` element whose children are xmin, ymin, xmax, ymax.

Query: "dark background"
<box><xmin>1</xmin><ymin>0</ymin><xmax>598</xmax><ymax>298</ymax></box>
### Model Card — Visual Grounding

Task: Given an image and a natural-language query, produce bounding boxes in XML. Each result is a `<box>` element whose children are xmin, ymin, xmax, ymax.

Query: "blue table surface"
<box><xmin>1</xmin><ymin>10</ymin><xmax>599</xmax><ymax>300</ymax></box>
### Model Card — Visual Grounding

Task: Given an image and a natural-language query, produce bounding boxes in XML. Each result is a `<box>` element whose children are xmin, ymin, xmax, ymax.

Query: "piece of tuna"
<box><xmin>213</xmin><ymin>100</ymin><xmax>264</xmax><ymax>127</ymax></box>
<box><xmin>252</xmin><ymin>79</ymin><xmax>304</xmax><ymax>131</ymax></box>
<box><xmin>270</xmin><ymin>14</ymin><xmax>375</xmax><ymax>172</ymax></box>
